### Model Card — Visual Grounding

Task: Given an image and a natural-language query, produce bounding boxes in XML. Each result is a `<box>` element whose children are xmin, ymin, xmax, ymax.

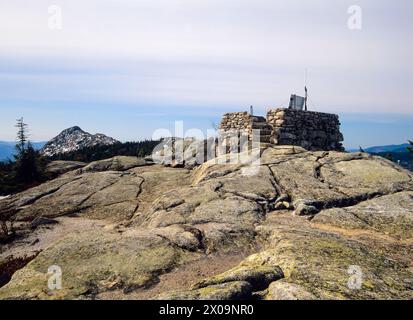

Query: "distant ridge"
<box><xmin>41</xmin><ymin>126</ymin><xmax>119</xmax><ymax>157</ymax></box>
<box><xmin>346</xmin><ymin>143</ymin><xmax>412</xmax><ymax>171</ymax></box>
<box><xmin>0</xmin><ymin>141</ymin><xmax>46</xmax><ymax>161</ymax></box>
<box><xmin>347</xmin><ymin>143</ymin><xmax>410</xmax><ymax>154</ymax></box>
<box><xmin>364</xmin><ymin>143</ymin><xmax>410</xmax><ymax>154</ymax></box>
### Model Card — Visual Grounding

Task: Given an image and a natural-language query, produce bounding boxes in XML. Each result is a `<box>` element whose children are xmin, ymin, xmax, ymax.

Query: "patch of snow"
<box><xmin>41</xmin><ymin>126</ymin><xmax>119</xmax><ymax>157</ymax></box>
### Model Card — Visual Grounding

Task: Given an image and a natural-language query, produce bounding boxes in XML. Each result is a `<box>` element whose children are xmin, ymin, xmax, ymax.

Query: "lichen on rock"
<box><xmin>1</xmin><ymin>146</ymin><xmax>412</xmax><ymax>300</ymax></box>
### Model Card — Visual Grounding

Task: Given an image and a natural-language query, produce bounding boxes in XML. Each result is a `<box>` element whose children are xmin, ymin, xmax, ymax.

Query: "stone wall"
<box><xmin>266</xmin><ymin>108</ymin><xmax>344</xmax><ymax>151</ymax></box>
<box><xmin>219</xmin><ymin>108</ymin><xmax>344</xmax><ymax>151</ymax></box>
<box><xmin>220</xmin><ymin>112</ymin><xmax>252</xmax><ymax>133</ymax></box>
<box><xmin>219</xmin><ymin>112</ymin><xmax>274</xmax><ymax>143</ymax></box>
<box><xmin>219</xmin><ymin>112</ymin><xmax>252</xmax><ymax>148</ymax></box>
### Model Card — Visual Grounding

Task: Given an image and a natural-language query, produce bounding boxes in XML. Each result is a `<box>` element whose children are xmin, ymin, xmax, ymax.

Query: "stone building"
<box><xmin>219</xmin><ymin>108</ymin><xmax>344</xmax><ymax>151</ymax></box>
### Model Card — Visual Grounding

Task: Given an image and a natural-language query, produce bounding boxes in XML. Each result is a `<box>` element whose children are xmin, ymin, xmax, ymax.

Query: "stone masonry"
<box><xmin>220</xmin><ymin>108</ymin><xmax>344</xmax><ymax>151</ymax></box>
<box><xmin>219</xmin><ymin>112</ymin><xmax>274</xmax><ymax>144</ymax></box>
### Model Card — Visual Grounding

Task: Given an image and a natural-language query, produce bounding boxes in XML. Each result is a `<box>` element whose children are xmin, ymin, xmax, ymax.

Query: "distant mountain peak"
<box><xmin>62</xmin><ymin>126</ymin><xmax>83</xmax><ymax>133</ymax></box>
<box><xmin>41</xmin><ymin>126</ymin><xmax>119</xmax><ymax>157</ymax></box>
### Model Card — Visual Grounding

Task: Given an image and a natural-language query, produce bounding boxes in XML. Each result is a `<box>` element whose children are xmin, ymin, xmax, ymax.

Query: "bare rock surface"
<box><xmin>312</xmin><ymin>191</ymin><xmax>413</xmax><ymax>239</ymax></box>
<box><xmin>1</xmin><ymin>146</ymin><xmax>412</xmax><ymax>300</ymax></box>
<box><xmin>46</xmin><ymin>160</ymin><xmax>85</xmax><ymax>177</ymax></box>
<box><xmin>78</xmin><ymin>156</ymin><xmax>150</xmax><ymax>173</ymax></box>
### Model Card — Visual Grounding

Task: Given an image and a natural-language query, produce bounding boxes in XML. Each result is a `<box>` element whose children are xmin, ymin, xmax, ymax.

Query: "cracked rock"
<box><xmin>293</xmin><ymin>200</ymin><xmax>319</xmax><ymax>216</ymax></box>
<box><xmin>1</xmin><ymin>145</ymin><xmax>413</xmax><ymax>300</ymax></box>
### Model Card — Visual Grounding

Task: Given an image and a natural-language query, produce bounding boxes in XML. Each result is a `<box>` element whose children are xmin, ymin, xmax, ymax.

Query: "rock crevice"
<box><xmin>1</xmin><ymin>150</ymin><xmax>413</xmax><ymax>300</ymax></box>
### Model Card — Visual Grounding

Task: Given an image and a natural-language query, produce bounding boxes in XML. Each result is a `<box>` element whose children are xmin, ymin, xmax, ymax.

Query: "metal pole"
<box><xmin>305</xmin><ymin>86</ymin><xmax>308</xmax><ymax>111</ymax></box>
<box><xmin>305</xmin><ymin>69</ymin><xmax>308</xmax><ymax>111</ymax></box>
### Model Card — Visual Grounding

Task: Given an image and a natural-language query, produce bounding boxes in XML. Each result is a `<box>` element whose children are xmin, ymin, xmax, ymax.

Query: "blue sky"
<box><xmin>0</xmin><ymin>0</ymin><xmax>412</xmax><ymax>149</ymax></box>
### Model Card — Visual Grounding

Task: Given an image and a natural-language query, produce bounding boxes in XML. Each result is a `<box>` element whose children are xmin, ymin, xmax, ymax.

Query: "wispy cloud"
<box><xmin>0</xmin><ymin>0</ymin><xmax>412</xmax><ymax>141</ymax></box>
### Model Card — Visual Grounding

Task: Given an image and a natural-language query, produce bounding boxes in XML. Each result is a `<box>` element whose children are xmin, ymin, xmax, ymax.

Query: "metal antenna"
<box><xmin>304</xmin><ymin>69</ymin><xmax>308</xmax><ymax>111</ymax></box>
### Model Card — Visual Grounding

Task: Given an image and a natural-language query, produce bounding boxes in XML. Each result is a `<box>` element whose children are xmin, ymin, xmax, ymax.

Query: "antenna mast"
<box><xmin>304</xmin><ymin>69</ymin><xmax>308</xmax><ymax>111</ymax></box>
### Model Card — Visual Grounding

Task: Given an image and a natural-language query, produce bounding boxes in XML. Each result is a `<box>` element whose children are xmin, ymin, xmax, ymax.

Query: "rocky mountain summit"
<box><xmin>0</xmin><ymin>146</ymin><xmax>412</xmax><ymax>300</ymax></box>
<box><xmin>41</xmin><ymin>126</ymin><xmax>119</xmax><ymax>157</ymax></box>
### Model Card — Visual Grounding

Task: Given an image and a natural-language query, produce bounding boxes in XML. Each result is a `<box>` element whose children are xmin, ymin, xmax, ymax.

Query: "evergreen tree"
<box><xmin>137</xmin><ymin>148</ymin><xmax>146</xmax><ymax>158</ymax></box>
<box><xmin>14</xmin><ymin>143</ymin><xmax>44</xmax><ymax>183</ymax></box>
<box><xmin>48</xmin><ymin>140</ymin><xmax>160</xmax><ymax>162</ymax></box>
<box><xmin>15</xmin><ymin>117</ymin><xmax>28</xmax><ymax>155</ymax></box>
<box><xmin>408</xmin><ymin>140</ymin><xmax>413</xmax><ymax>154</ymax></box>
<box><xmin>12</xmin><ymin>119</ymin><xmax>45</xmax><ymax>184</ymax></box>
<box><xmin>384</xmin><ymin>153</ymin><xmax>394</xmax><ymax>162</ymax></box>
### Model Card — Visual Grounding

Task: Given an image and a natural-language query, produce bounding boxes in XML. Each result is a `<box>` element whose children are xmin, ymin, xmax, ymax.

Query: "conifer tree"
<box><xmin>13</xmin><ymin>118</ymin><xmax>45</xmax><ymax>184</ymax></box>
<box><xmin>408</xmin><ymin>140</ymin><xmax>413</xmax><ymax>154</ymax></box>
<box><xmin>15</xmin><ymin>117</ymin><xmax>28</xmax><ymax>155</ymax></box>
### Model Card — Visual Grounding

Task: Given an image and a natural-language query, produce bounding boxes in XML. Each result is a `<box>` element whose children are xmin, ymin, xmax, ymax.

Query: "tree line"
<box><xmin>0</xmin><ymin>118</ymin><xmax>47</xmax><ymax>195</ymax></box>
<box><xmin>0</xmin><ymin>118</ymin><xmax>160</xmax><ymax>196</ymax></box>
<box><xmin>48</xmin><ymin>140</ymin><xmax>160</xmax><ymax>163</ymax></box>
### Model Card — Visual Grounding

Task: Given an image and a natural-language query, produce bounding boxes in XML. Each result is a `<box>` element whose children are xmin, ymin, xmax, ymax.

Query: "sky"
<box><xmin>0</xmin><ymin>0</ymin><xmax>412</xmax><ymax>149</ymax></box>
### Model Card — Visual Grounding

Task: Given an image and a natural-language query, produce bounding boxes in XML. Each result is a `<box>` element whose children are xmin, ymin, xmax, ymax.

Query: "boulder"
<box><xmin>46</xmin><ymin>161</ymin><xmax>85</xmax><ymax>177</ymax></box>
<box><xmin>78</xmin><ymin>156</ymin><xmax>149</xmax><ymax>173</ymax></box>
<box><xmin>193</xmin><ymin>265</ymin><xmax>284</xmax><ymax>291</ymax></box>
<box><xmin>157</xmin><ymin>281</ymin><xmax>253</xmax><ymax>300</ymax></box>
<box><xmin>266</xmin><ymin>280</ymin><xmax>317</xmax><ymax>300</ymax></box>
